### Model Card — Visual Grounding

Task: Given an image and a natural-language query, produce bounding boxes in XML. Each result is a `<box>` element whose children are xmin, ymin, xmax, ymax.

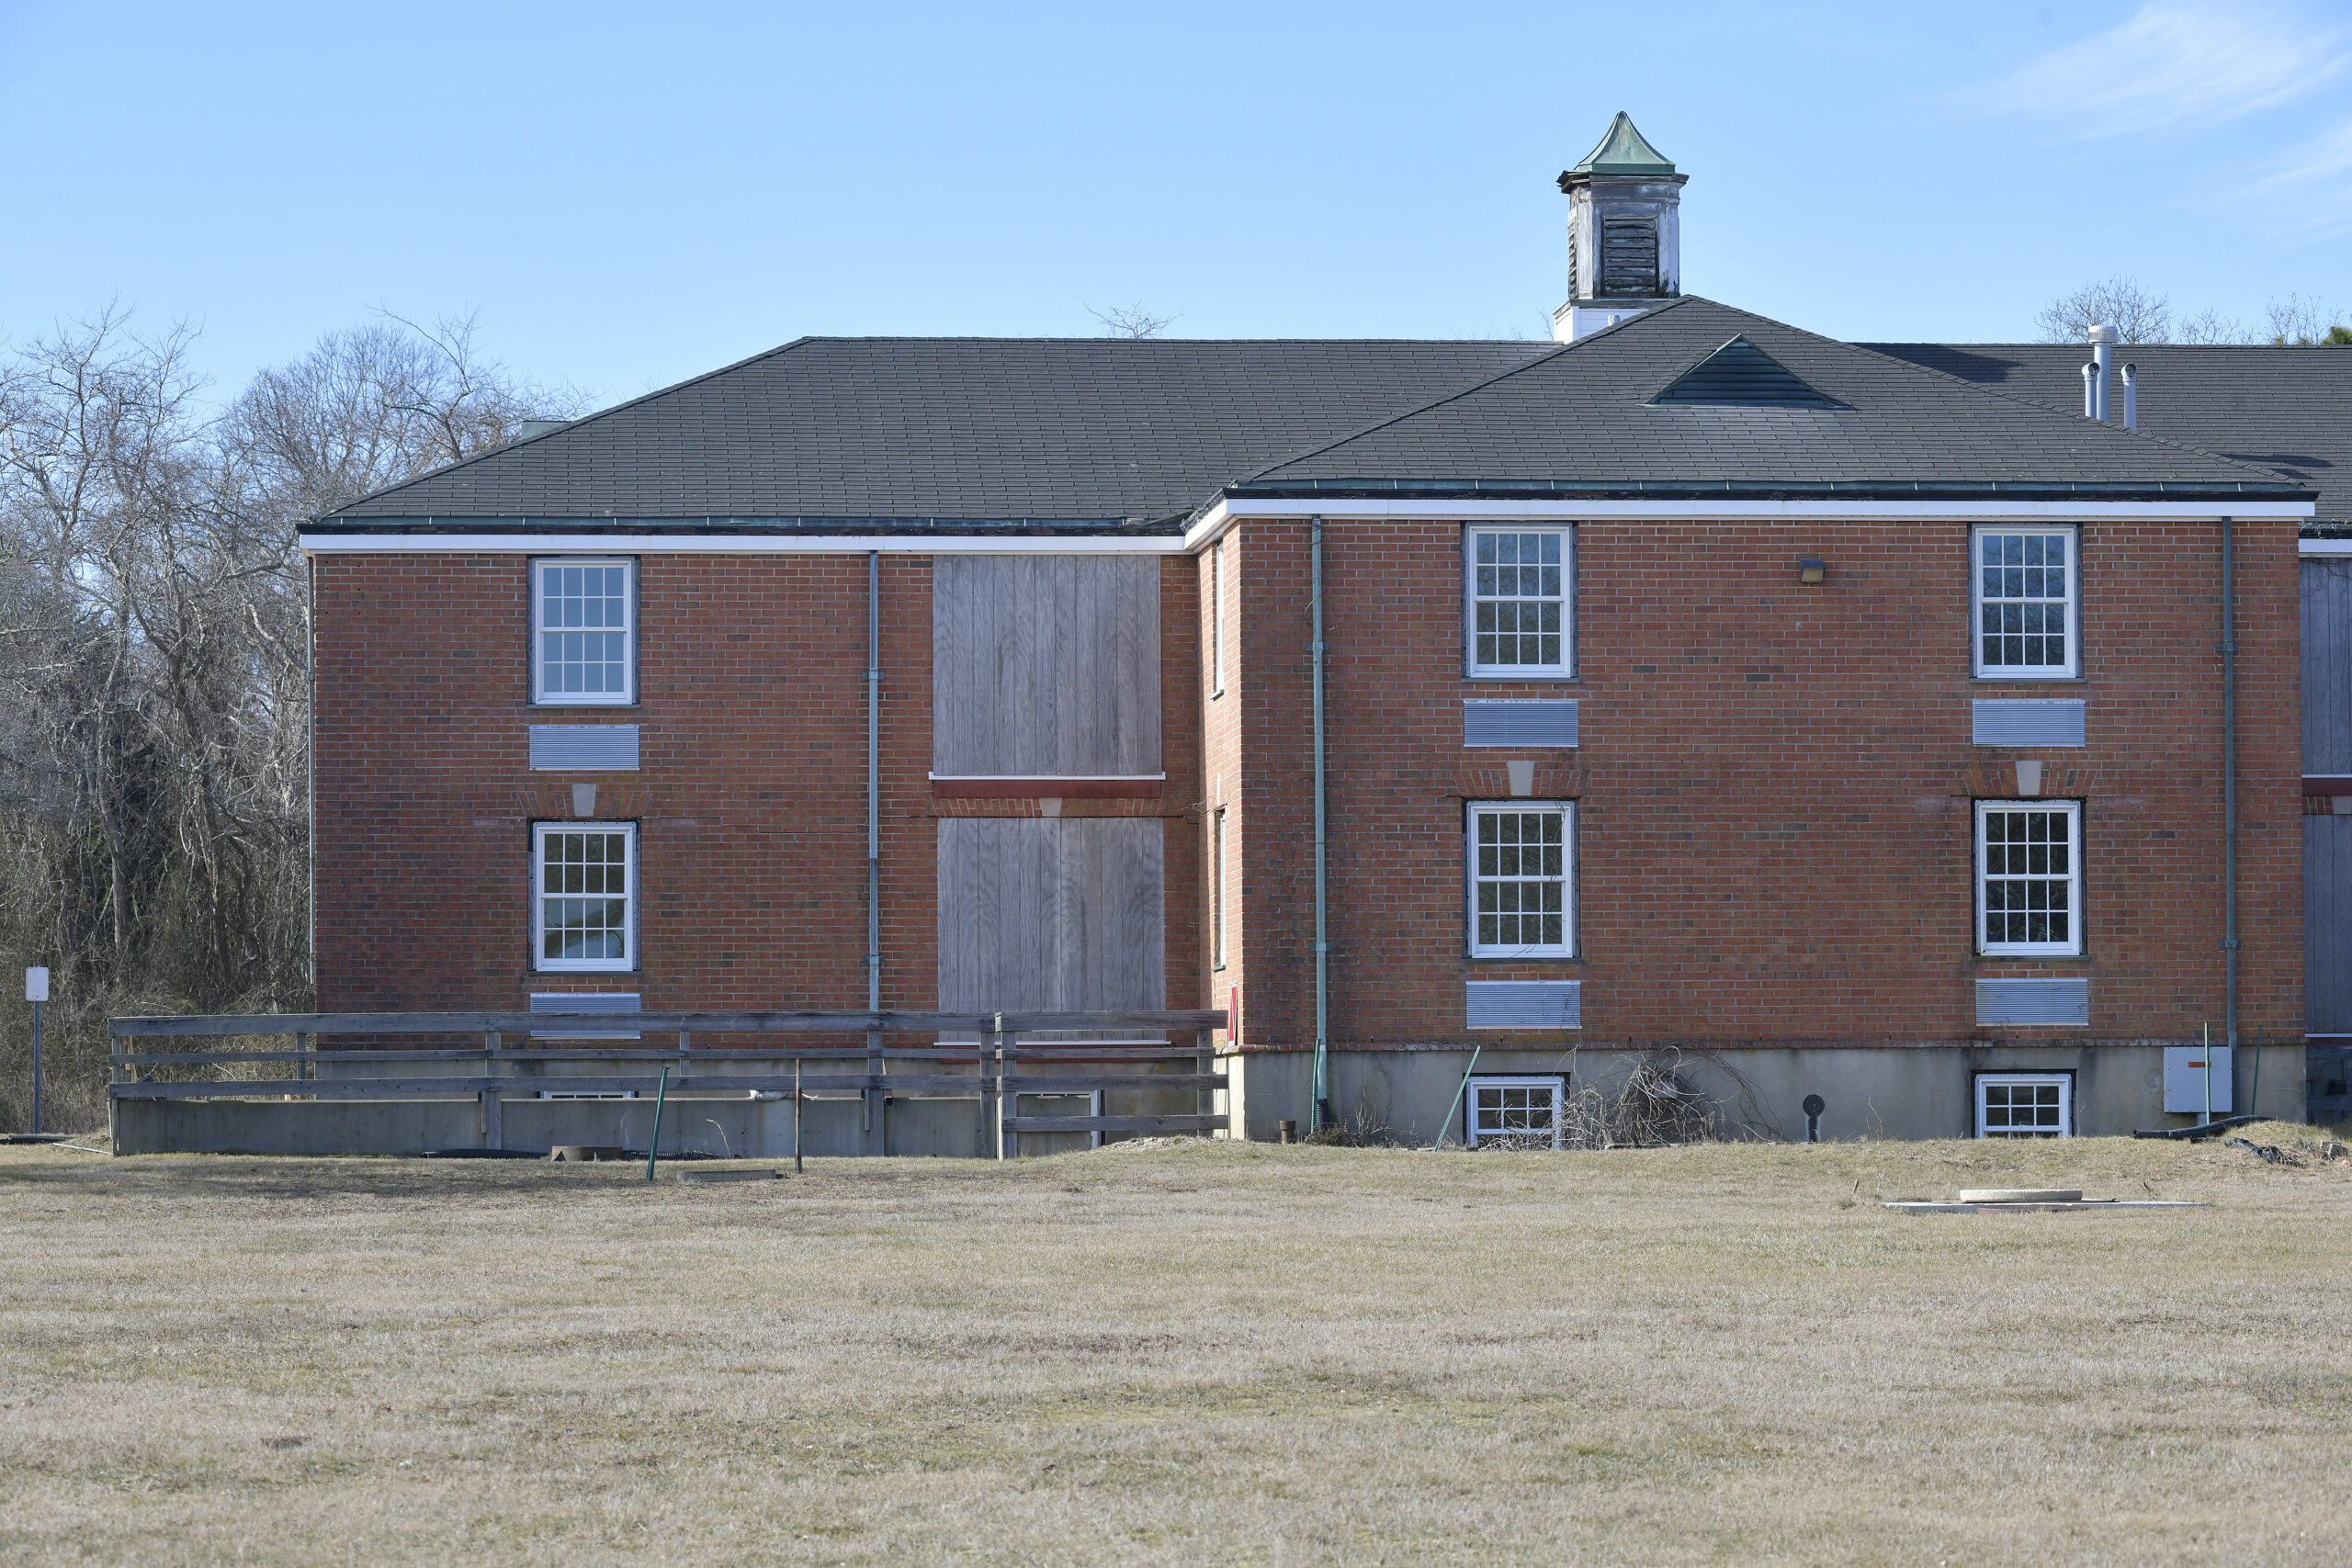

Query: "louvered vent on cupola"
<box><xmin>1650</xmin><ymin>336</ymin><xmax>1841</xmax><ymax>408</ymax></box>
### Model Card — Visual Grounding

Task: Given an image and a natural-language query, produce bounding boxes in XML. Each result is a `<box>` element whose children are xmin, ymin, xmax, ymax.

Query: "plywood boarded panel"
<box><xmin>933</xmin><ymin>556</ymin><xmax>1160</xmax><ymax>776</ymax></box>
<box><xmin>2304</xmin><ymin>559</ymin><xmax>2352</xmax><ymax>775</ymax></box>
<box><xmin>2308</xmin><ymin>818</ymin><xmax>2352</xmax><ymax>1034</ymax></box>
<box><xmin>937</xmin><ymin>818</ymin><xmax>1165</xmax><ymax>1011</ymax></box>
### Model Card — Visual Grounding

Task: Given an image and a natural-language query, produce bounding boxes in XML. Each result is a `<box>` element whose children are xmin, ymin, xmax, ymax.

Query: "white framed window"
<box><xmin>1467</xmin><ymin>1076</ymin><xmax>1566</xmax><ymax>1148</ymax></box>
<box><xmin>1971</xmin><ymin>526</ymin><xmax>2077</xmax><ymax>679</ymax></box>
<box><xmin>1467</xmin><ymin>802</ymin><xmax>1574</xmax><ymax>958</ymax></box>
<box><xmin>1207</xmin><ymin>543</ymin><xmax>1225</xmax><ymax>698</ymax></box>
<box><xmin>532</xmin><ymin>557</ymin><xmax>637</xmax><ymax>705</ymax></box>
<box><xmin>1975</xmin><ymin>1072</ymin><xmax>2073</xmax><ymax>1138</ymax></box>
<box><xmin>1975</xmin><ymin>800</ymin><xmax>2082</xmax><ymax>956</ymax></box>
<box><xmin>1466</xmin><ymin>526</ymin><xmax>1571</xmax><ymax>677</ymax></box>
<box><xmin>1210</xmin><ymin>807</ymin><xmax>1227</xmax><ymax>970</ymax></box>
<box><xmin>533</xmin><ymin>823</ymin><xmax>637</xmax><ymax>972</ymax></box>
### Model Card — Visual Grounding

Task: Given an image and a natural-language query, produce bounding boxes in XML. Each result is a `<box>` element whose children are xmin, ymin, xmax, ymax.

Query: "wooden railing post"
<box><xmin>995</xmin><ymin>1012</ymin><xmax>1012</xmax><ymax>1161</ymax></box>
<box><xmin>865</xmin><ymin>1017</ymin><xmax>887</xmax><ymax>1157</ymax></box>
<box><xmin>481</xmin><ymin>1031</ymin><xmax>503</xmax><ymax>1151</ymax></box>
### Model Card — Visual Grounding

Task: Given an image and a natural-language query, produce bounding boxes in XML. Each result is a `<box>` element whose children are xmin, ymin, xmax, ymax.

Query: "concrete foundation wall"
<box><xmin>1225</xmin><ymin>1044</ymin><xmax>2310</xmax><ymax>1144</ymax></box>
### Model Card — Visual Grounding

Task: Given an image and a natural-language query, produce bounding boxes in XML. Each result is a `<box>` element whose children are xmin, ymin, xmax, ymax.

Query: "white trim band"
<box><xmin>2302</xmin><ymin>537</ymin><xmax>2352</xmax><ymax>555</ymax></box>
<box><xmin>302</xmin><ymin>533</ymin><xmax>1190</xmax><ymax>555</ymax></box>
<box><xmin>1186</xmin><ymin>497</ymin><xmax>2313</xmax><ymax>548</ymax></box>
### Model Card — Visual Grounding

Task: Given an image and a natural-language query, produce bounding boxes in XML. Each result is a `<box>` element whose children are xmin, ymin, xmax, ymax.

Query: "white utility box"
<box><xmin>2163</xmin><ymin>1045</ymin><xmax>2233</xmax><ymax>1114</ymax></box>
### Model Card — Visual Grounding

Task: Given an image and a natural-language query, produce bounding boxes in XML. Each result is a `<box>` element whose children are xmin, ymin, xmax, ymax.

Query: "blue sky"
<box><xmin>2</xmin><ymin>0</ymin><xmax>2348</xmax><ymax>410</ymax></box>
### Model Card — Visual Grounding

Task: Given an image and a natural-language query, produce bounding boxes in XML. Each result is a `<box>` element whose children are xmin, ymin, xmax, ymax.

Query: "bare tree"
<box><xmin>0</xmin><ymin>307</ymin><xmax>579</xmax><ymax>1131</ymax></box>
<box><xmin>2034</xmin><ymin>276</ymin><xmax>2173</xmax><ymax>344</ymax></box>
<box><xmin>2173</xmin><ymin>307</ymin><xmax>2250</xmax><ymax>345</ymax></box>
<box><xmin>1087</xmin><ymin>302</ymin><xmax>1178</xmax><ymax>339</ymax></box>
<box><xmin>2264</xmin><ymin>293</ymin><xmax>2352</xmax><ymax>346</ymax></box>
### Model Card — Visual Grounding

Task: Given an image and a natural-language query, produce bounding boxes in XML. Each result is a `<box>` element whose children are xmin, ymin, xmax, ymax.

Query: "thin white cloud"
<box><xmin>1967</xmin><ymin>3</ymin><xmax>2349</xmax><ymax>138</ymax></box>
<box><xmin>2252</xmin><ymin>118</ymin><xmax>2352</xmax><ymax>234</ymax></box>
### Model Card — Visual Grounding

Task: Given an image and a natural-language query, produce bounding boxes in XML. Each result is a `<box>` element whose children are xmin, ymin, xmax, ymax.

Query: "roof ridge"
<box><xmin>1826</xmin><ymin>333</ymin><xmax>2308</xmax><ymax>487</ymax></box>
<box><xmin>1236</xmin><ymin>299</ymin><xmax>1698</xmax><ymax>488</ymax></box>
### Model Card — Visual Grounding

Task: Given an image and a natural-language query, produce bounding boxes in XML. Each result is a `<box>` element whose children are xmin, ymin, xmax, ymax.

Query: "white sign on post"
<box><xmin>24</xmin><ymin>967</ymin><xmax>47</xmax><ymax>1003</ymax></box>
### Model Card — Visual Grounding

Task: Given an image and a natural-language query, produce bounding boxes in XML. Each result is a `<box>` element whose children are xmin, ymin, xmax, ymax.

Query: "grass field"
<box><xmin>3</xmin><ymin>1130</ymin><xmax>2349</xmax><ymax>1565</ymax></box>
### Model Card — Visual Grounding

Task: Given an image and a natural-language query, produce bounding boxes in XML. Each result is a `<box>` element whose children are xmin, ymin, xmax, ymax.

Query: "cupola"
<box><xmin>1553</xmin><ymin>112</ymin><xmax>1687</xmax><ymax>343</ymax></box>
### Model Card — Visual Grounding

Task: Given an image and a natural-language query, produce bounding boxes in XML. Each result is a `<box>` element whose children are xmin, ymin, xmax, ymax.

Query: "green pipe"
<box><xmin>1432</xmin><ymin>1046</ymin><xmax>1481</xmax><ymax>1151</ymax></box>
<box><xmin>646</xmin><ymin>1066</ymin><xmax>670</xmax><ymax>1181</ymax></box>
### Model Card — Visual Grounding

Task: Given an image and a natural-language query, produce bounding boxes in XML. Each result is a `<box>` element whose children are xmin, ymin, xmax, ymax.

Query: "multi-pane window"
<box><xmin>1468</xmin><ymin>1077</ymin><xmax>1566</xmax><ymax>1148</ymax></box>
<box><xmin>1211</xmin><ymin>807</ymin><xmax>1227</xmax><ymax>969</ymax></box>
<box><xmin>1972</xmin><ymin>527</ymin><xmax>2076</xmax><ymax>678</ymax></box>
<box><xmin>534</xmin><ymin>824</ymin><xmax>636</xmax><ymax>971</ymax></box>
<box><xmin>1467</xmin><ymin>527</ymin><xmax>1570</xmax><ymax>675</ymax></box>
<box><xmin>533</xmin><ymin>558</ymin><xmax>636</xmax><ymax>704</ymax></box>
<box><xmin>1208</xmin><ymin>544</ymin><xmax>1225</xmax><ymax>698</ymax></box>
<box><xmin>1976</xmin><ymin>1073</ymin><xmax>2073</xmax><ymax>1138</ymax></box>
<box><xmin>1975</xmin><ymin>801</ymin><xmax>2082</xmax><ymax>956</ymax></box>
<box><xmin>1468</xmin><ymin>803</ymin><xmax>1573</xmax><ymax>957</ymax></box>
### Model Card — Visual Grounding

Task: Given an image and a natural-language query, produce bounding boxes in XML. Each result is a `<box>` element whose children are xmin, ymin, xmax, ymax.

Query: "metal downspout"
<box><xmin>1311</xmin><ymin>516</ymin><xmax>1330</xmax><ymax>1134</ymax></box>
<box><xmin>2221</xmin><ymin>517</ymin><xmax>2240</xmax><ymax>1097</ymax></box>
<box><xmin>865</xmin><ymin>551</ymin><xmax>885</xmax><ymax>1154</ymax></box>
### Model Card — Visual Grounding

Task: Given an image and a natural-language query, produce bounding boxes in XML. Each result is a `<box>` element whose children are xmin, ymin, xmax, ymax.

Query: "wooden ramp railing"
<box><xmin>108</xmin><ymin>1009</ymin><xmax>1229</xmax><ymax>1155</ymax></box>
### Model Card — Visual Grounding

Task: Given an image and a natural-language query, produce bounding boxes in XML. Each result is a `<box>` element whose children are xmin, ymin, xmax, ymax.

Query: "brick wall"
<box><xmin>1221</xmin><ymin>515</ymin><xmax>2303</xmax><ymax>1052</ymax></box>
<box><xmin>311</xmin><ymin>550</ymin><xmax>1200</xmax><ymax>1021</ymax></box>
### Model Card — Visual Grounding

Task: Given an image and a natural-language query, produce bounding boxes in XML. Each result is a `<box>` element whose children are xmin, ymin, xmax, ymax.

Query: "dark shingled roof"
<box><xmin>319</xmin><ymin>301</ymin><xmax>2323</xmax><ymax>531</ymax></box>
<box><xmin>1234</xmin><ymin>299</ymin><xmax>2306</xmax><ymax>502</ymax></box>
<box><xmin>1859</xmin><ymin>342</ymin><xmax>2352</xmax><ymax>526</ymax></box>
<box><xmin>322</xmin><ymin>338</ymin><xmax>1547</xmax><ymax>528</ymax></box>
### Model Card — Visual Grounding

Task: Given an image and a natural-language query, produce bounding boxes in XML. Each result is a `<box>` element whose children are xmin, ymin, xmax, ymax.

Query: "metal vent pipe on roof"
<box><xmin>2082</xmin><ymin>362</ymin><xmax>2098</xmax><ymax>419</ymax></box>
<box><xmin>2120</xmin><ymin>362</ymin><xmax>2138</xmax><ymax>431</ymax></box>
<box><xmin>2087</xmin><ymin>324</ymin><xmax>2115</xmax><ymax>422</ymax></box>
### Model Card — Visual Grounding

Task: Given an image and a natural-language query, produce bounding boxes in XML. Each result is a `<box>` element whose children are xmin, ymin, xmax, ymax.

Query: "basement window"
<box><xmin>1465</xmin><ymin>527</ymin><xmax>1571</xmax><ymax>677</ymax></box>
<box><xmin>1975</xmin><ymin>1073</ymin><xmax>2073</xmax><ymax>1138</ymax></box>
<box><xmin>533</xmin><ymin>823</ymin><xmax>637</xmax><ymax>972</ymax></box>
<box><xmin>532</xmin><ymin>557</ymin><xmax>638</xmax><ymax>705</ymax></box>
<box><xmin>1975</xmin><ymin>800</ymin><xmax>2082</xmax><ymax>956</ymax></box>
<box><xmin>1971</xmin><ymin>527</ymin><xmax>2077</xmax><ymax>679</ymax></box>
<box><xmin>1467</xmin><ymin>803</ymin><xmax>1574</xmax><ymax>958</ymax></box>
<box><xmin>1467</xmin><ymin>1076</ymin><xmax>1566</xmax><ymax>1148</ymax></box>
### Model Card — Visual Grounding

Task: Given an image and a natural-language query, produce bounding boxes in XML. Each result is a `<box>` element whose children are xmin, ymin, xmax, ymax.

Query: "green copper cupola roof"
<box><xmin>1568</xmin><ymin>112</ymin><xmax>1676</xmax><ymax>175</ymax></box>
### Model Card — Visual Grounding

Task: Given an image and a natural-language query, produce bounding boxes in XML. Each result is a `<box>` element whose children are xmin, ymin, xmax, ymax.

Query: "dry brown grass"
<box><xmin>3</xmin><ymin>1129</ymin><xmax>2349</xmax><ymax>1565</ymax></box>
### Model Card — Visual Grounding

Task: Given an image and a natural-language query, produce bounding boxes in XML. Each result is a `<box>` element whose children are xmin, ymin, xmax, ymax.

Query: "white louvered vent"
<box><xmin>1974</xmin><ymin>978</ymin><xmax>2089</xmax><ymax>1027</ymax></box>
<box><xmin>1465</xmin><ymin>980</ymin><xmax>1582</xmax><ymax>1030</ymax></box>
<box><xmin>1464</xmin><ymin>700</ymin><xmax>1578</xmax><ymax>749</ymax></box>
<box><xmin>1972</xmin><ymin>701</ymin><xmax>2085</xmax><ymax>748</ymax></box>
<box><xmin>530</xmin><ymin>725</ymin><xmax>640</xmax><ymax>771</ymax></box>
<box><xmin>529</xmin><ymin>992</ymin><xmax>643</xmax><ymax>1040</ymax></box>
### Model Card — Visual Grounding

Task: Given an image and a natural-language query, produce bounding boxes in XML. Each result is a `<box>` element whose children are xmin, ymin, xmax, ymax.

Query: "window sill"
<box><xmin>1465</xmin><ymin>671</ymin><xmax>1577</xmax><ymax>683</ymax></box>
<box><xmin>1465</xmin><ymin>953</ymin><xmax>1583</xmax><ymax>964</ymax></box>
<box><xmin>1973</xmin><ymin>953</ymin><xmax>2089</xmax><ymax>964</ymax></box>
<box><xmin>1970</xmin><ymin>676</ymin><xmax>2086</xmax><ymax>686</ymax></box>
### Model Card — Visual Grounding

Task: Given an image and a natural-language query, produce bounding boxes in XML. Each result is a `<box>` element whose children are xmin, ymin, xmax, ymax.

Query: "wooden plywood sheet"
<box><xmin>2309</xmin><ymin>818</ymin><xmax>2352</xmax><ymax>1034</ymax></box>
<box><xmin>937</xmin><ymin>818</ymin><xmax>1165</xmax><ymax>1012</ymax></box>
<box><xmin>933</xmin><ymin>556</ymin><xmax>1160</xmax><ymax>776</ymax></box>
<box><xmin>2305</xmin><ymin>559</ymin><xmax>2352</xmax><ymax>776</ymax></box>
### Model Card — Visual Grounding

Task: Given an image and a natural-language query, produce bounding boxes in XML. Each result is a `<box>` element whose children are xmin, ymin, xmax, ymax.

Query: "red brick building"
<box><xmin>300</xmin><ymin>118</ymin><xmax>2342</xmax><ymax>1145</ymax></box>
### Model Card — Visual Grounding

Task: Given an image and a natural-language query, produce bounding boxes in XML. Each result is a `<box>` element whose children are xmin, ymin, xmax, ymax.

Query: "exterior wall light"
<box><xmin>1796</xmin><ymin>558</ymin><xmax>1826</xmax><ymax>585</ymax></box>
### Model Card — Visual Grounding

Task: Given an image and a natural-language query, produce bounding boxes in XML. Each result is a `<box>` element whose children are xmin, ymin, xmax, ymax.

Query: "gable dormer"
<box><xmin>1553</xmin><ymin>112</ymin><xmax>1687</xmax><ymax>344</ymax></box>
